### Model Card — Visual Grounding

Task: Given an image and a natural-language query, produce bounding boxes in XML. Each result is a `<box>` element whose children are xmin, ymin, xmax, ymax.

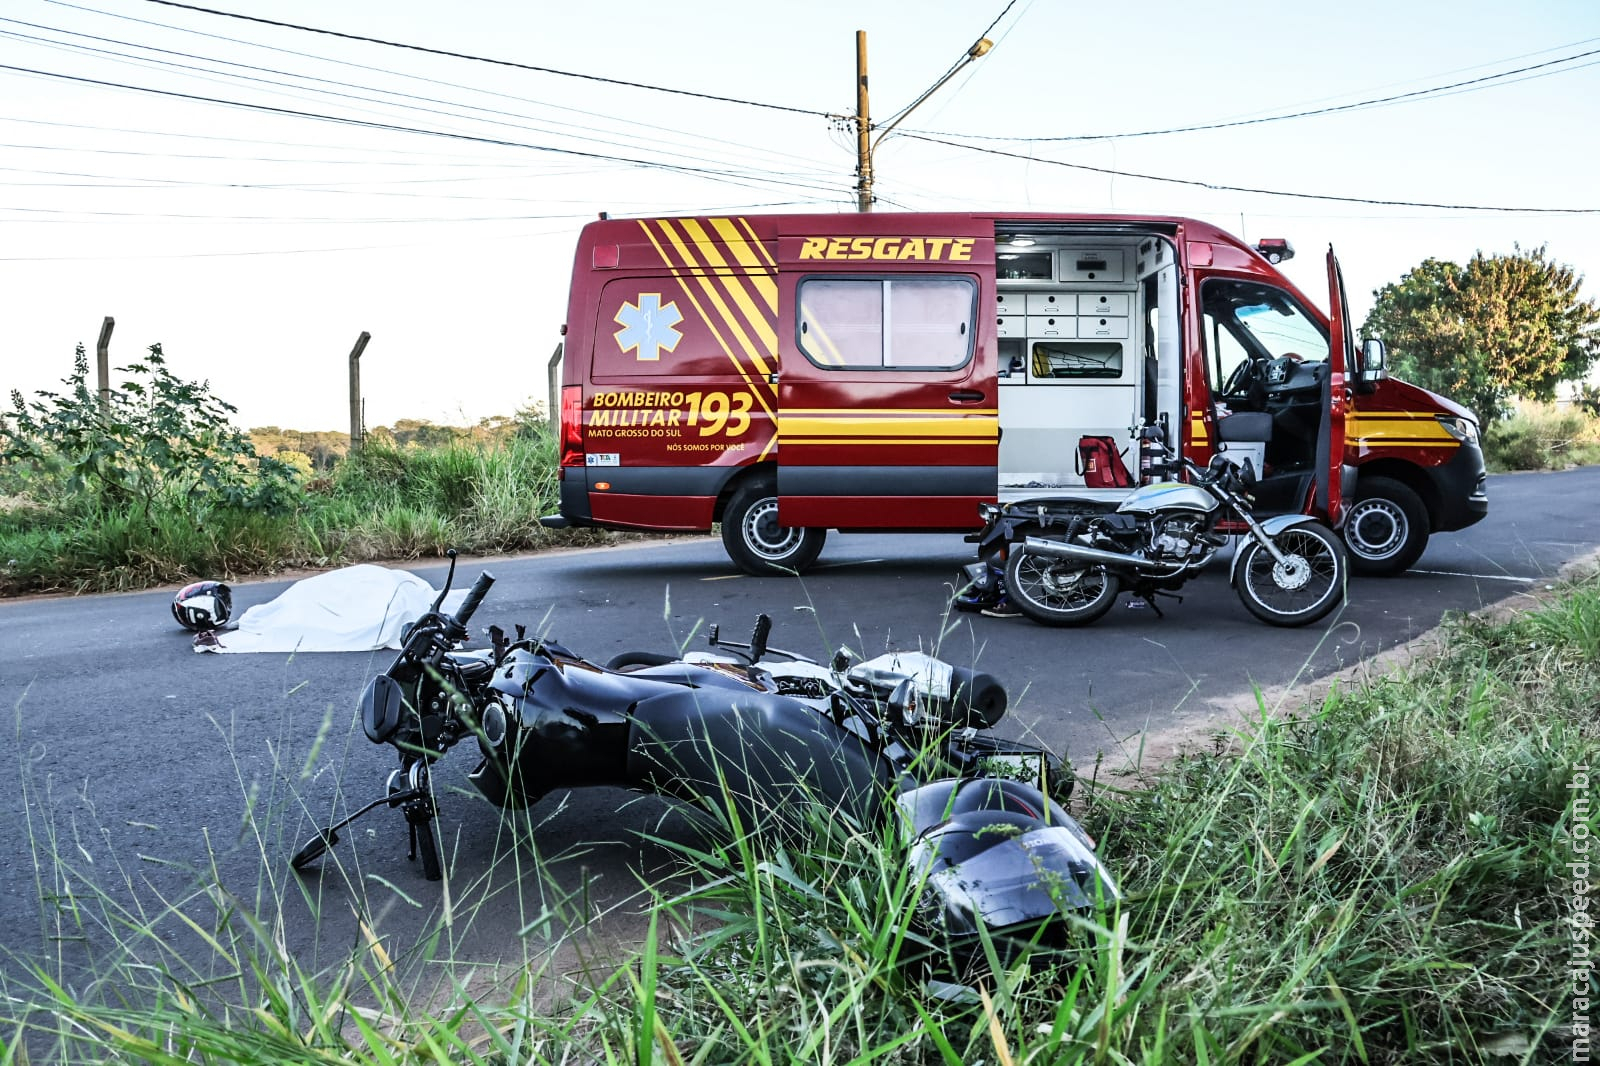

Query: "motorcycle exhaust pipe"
<box><xmin>1020</xmin><ymin>535</ymin><xmax>1171</xmax><ymax>573</ymax></box>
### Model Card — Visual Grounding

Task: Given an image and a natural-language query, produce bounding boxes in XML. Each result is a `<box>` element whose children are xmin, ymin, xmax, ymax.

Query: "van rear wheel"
<box><xmin>721</xmin><ymin>483</ymin><xmax>826</xmax><ymax>576</ymax></box>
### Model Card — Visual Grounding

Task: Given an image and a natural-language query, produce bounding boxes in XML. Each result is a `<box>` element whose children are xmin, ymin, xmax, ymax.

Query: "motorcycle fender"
<box><xmin>1229</xmin><ymin>514</ymin><xmax>1322</xmax><ymax>586</ymax></box>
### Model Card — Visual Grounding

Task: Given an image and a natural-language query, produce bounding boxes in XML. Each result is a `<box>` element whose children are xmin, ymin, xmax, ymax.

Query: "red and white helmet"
<box><xmin>172</xmin><ymin>581</ymin><xmax>232</xmax><ymax>631</ymax></box>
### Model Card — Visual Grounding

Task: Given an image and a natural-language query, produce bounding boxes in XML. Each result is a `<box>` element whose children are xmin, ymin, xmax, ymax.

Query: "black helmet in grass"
<box><xmin>173</xmin><ymin>581</ymin><xmax>232</xmax><ymax>631</ymax></box>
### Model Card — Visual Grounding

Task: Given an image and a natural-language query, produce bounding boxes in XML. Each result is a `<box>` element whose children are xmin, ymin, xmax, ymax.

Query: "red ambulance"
<box><xmin>542</xmin><ymin>212</ymin><xmax>1486</xmax><ymax>576</ymax></box>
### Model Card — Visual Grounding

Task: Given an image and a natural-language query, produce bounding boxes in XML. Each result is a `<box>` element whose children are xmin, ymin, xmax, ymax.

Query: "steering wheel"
<box><xmin>1220</xmin><ymin>357</ymin><xmax>1257</xmax><ymax>397</ymax></box>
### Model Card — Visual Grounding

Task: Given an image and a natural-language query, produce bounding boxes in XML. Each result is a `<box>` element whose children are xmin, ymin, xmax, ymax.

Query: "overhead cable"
<box><xmin>914</xmin><ymin>45</ymin><xmax>1600</xmax><ymax>142</ymax></box>
<box><xmin>138</xmin><ymin>0</ymin><xmax>830</xmax><ymax>117</ymax></box>
<box><xmin>1</xmin><ymin>64</ymin><xmax>848</xmax><ymax>198</ymax></box>
<box><xmin>899</xmin><ymin>131</ymin><xmax>1600</xmax><ymax>213</ymax></box>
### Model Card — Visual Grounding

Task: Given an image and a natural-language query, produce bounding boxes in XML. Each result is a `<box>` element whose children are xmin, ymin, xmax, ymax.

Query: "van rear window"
<box><xmin>797</xmin><ymin>276</ymin><xmax>974</xmax><ymax>370</ymax></box>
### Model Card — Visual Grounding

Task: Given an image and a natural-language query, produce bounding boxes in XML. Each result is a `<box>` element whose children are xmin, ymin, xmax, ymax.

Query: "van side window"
<box><xmin>797</xmin><ymin>276</ymin><xmax>974</xmax><ymax>370</ymax></box>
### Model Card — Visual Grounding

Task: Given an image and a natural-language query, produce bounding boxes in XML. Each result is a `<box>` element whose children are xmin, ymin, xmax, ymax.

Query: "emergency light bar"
<box><xmin>1255</xmin><ymin>238</ymin><xmax>1295</xmax><ymax>264</ymax></box>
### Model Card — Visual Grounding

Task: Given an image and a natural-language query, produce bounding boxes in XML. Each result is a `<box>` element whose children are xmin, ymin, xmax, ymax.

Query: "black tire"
<box><xmin>1343</xmin><ymin>476</ymin><xmax>1429</xmax><ymax>576</ymax></box>
<box><xmin>721</xmin><ymin>482</ymin><xmax>826</xmax><ymax>576</ymax></box>
<box><xmin>1235</xmin><ymin>522</ymin><xmax>1346</xmax><ymax>627</ymax></box>
<box><xmin>1004</xmin><ymin>548</ymin><xmax>1120</xmax><ymax>627</ymax></box>
<box><xmin>604</xmin><ymin>651</ymin><xmax>676</xmax><ymax>671</ymax></box>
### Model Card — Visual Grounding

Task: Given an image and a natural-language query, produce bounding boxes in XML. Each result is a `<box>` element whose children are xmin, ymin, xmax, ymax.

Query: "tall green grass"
<box><xmin>5</xmin><ymin>574</ymin><xmax>1595</xmax><ymax>1063</ymax></box>
<box><xmin>0</xmin><ymin>427</ymin><xmax>614</xmax><ymax>595</ymax></box>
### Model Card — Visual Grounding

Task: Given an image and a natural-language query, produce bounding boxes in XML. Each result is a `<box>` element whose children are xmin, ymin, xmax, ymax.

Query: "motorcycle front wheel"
<box><xmin>1234</xmin><ymin>523</ymin><xmax>1346</xmax><ymax>627</ymax></box>
<box><xmin>1005</xmin><ymin>549</ymin><xmax>1120</xmax><ymax>627</ymax></box>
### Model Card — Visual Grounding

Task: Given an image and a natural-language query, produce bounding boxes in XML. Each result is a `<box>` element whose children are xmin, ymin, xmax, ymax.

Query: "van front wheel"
<box><xmin>1343</xmin><ymin>477</ymin><xmax>1428</xmax><ymax>576</ymax></box>
<box><xmin>721</xmin><ymin>484</ymin><xmax>826</xmax><ymax>576</ymax></box>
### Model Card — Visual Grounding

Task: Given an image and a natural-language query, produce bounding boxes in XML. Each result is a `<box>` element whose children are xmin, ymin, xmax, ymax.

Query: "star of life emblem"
<box><xmin>614</xmin><ymin>293</ymin><xmax>684</xmax><ymax>362</ymax></box>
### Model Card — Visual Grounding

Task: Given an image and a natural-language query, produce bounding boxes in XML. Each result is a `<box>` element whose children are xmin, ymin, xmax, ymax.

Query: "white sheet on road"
<box><xmin>206</xmin><ymin>564</ymin><xmax>467</xmax><ymax>653</ymax></box>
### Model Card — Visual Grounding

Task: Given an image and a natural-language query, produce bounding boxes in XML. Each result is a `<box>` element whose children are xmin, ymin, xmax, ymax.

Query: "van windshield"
<box><xmin>1228</xmin><ymin>288</ymin><xmax>1328</xmax><ymax>364</ymax></box>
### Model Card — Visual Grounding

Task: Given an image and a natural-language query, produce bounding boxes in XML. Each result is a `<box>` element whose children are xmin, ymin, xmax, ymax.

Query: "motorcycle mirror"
<box><xmin>831</xmin><ymin>647</ymin><xmax>853</xmax><ymax>673</ymax></box>
<box><xmin>431</xmin><ymin>549</ymin><xmax>459</xmax><ymax>613</ymax></box>
<box><xmin>707</xmin><ymin>623</ymin><xmax>720</xmax><ymax>645</ymax></box>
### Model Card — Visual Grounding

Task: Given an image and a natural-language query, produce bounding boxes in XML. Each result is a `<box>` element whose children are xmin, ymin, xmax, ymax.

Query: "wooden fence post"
<box><xmin>348</xmin><ymin>331</ymin><xmax>370</xmax><ymax>449</ymax></box>
<box><xmin>96</xmin><ymin>316</ymin><xmax>115</xmax><ymax>410</ymax></box>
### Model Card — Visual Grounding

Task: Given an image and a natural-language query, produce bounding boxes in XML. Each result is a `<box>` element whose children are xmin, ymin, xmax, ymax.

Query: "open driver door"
<box><xmin>1317</xmin><ymin>245</ymin><xmax>1352</xmax><ymax>527</ymax></box>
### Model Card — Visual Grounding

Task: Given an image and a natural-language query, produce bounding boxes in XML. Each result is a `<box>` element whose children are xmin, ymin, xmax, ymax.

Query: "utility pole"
<box><xmin>852</xmin><ymin>30</ymin><xmax>993</xmax><ymax>215</ymax></box>
<box><xmin>348</xmin><ymin>331</ymin><xmax>370</xmax><ymax>449</ymax></box>
<box><xmin>854</xmin><ymin>31</ymin><xmax>873</xmax><ymax>213</ymax></box>
<box><xmin>96</xmin><ymin>316</ymin><xmax>114</xmax><ymax>411</ymax></box>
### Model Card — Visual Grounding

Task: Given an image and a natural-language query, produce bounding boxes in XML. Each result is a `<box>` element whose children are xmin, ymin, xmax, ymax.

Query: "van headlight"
<box><xmin>1436</xmin><ymin>415</ymin><xmax>1479</xmax><ymax>444</ymax></box>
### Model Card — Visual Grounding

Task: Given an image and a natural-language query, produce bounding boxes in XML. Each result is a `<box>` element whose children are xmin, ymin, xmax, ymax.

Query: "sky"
<box><xmin>2</xmin><ymin>0</ymin><xmax>1598</xmax><ymax>432</ymax></box>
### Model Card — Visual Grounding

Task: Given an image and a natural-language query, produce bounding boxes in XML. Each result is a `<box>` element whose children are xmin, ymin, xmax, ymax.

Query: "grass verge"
<box><xmin>3</xmin><ymin>574</ymin><xmax>1596</xmax><ymax>1063</ymax></box>
<box><xmin>0</xmin><ymin>430</ymin><xmax>621</xmax><ymax>596</ymax></box>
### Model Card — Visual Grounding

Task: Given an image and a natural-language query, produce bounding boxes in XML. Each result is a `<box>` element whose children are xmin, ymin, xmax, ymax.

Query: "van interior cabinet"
<box><xmin>995</xmin><ymin>236</ymin><xmax>1180</xmax><ymax>497</ymax></box>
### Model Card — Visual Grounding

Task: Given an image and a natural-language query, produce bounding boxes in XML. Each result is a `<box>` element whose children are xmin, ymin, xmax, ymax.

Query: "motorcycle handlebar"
<box><xmin>453</xmin><ymin>572</ymin><xmax>495</xmax><ymax>633</ymax></box>
<box><xmin>750</xmin><ymin>614</ymin><xmax>772</xmax><ymax>662</ymax></box>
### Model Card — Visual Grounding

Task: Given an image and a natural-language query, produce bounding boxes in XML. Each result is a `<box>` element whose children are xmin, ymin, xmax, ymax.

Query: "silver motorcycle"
<box><xmin>966</xmin><ymin>440</ymin><xmax>1347</xmax><ymax>628</ymax></box>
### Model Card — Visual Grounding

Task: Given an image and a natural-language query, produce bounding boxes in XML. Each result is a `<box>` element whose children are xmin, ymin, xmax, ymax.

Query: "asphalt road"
<box><xmin>3</xmin><ymin>466</ymin><xmax>1598</xmax><ymax>995</ymax></box>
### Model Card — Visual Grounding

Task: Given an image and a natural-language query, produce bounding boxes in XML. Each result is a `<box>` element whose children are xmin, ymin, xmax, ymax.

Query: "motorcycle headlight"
<box><xmin>1436</xmin><ymin>414</ymin><xmax>1479</xmax><ymax>444</ymax></box>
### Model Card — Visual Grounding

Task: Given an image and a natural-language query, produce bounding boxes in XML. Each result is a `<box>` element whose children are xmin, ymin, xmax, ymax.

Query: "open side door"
<box><xmin>1317</xmin><ymin>246</ymin><xmax>1352</xmax><ymax>526</ymax></box>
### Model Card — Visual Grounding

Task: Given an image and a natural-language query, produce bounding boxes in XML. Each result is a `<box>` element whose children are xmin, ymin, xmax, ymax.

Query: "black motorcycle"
<box><xmin>293</xmin><ymin>553</ymin><xmax>1118</xmax><ymax>951</ymax></box>
<box><xmin>963</xmin><ymin>433</ymin><xmax>1347</xmax><ymax>627</ymax></box>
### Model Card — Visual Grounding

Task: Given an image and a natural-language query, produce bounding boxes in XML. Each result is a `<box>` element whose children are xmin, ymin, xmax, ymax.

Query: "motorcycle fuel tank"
<box><xmin>1116</xmin><ymin>481</ymin><xmax>1216</xmax><ymax>515</ymax></box>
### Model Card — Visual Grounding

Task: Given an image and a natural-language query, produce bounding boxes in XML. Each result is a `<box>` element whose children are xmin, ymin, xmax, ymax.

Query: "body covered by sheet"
<box><xmin>209</xmin><ymin>564</ymin><xmax>467</xmax><ymax>653</ymax></box>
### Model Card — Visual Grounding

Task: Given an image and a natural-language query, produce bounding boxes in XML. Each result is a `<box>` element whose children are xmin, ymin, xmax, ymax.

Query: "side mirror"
<box><xmin>1359</xmin><ymin>338</ymin><xmax>1389</xmax><ymax>388</ymax></box>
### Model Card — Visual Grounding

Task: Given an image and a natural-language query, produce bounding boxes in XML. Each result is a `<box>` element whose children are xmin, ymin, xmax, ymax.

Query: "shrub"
<box><xmin>1483</xmin><ymin>401</ymin><xmax>1600</xmax><ymax>471</ymax></box>
<box><xmin>3</xmin><ymin>344</ymin><xmax>301</xmax><ymax>518</ymax></box>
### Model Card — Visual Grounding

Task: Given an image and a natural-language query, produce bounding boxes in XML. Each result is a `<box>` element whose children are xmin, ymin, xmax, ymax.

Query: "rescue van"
<box><xmin>542</xmin><ymin>213</ymin><xmax>1487</xmax><ymax>576</ymax></box>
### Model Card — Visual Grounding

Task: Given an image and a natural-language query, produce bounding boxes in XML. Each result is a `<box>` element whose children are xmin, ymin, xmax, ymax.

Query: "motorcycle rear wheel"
<box><xmin>1005</xmin><ymin>550</ymin><xmax>1120</xmax><ymax>626</ymax></box>
<box><xmin>1235</xmin><ymin>523</ymin><xmax>1346</xmax><ymax>627</ymax></box>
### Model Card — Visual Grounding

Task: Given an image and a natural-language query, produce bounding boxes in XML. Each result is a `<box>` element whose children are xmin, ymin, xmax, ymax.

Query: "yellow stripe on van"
<box><xmin>1347</xmin><ymin>412</ymin><xmax>1457</xmax><ymax>448</ymax></box>
<box><xmin>636</xmin><ymin>220</ymin><xmax>775</xmax><ymax>425</ymax></box>
<box><xmin>654</xmin><ymin>219</ymin><xmax>775</xmax><ymax>382</ymax></box>
<box><xmin>737</xmin><ymin>216</ymin><xmax>777</xmax><ymax>268</ymax></box>
<box><xmin>784</xmin><ymin>414</ymin><xmax>998</xmax><ymax>442</ymax></box>
<box><xmin>709</xmin><ymin>217</ymin><xmax>779</xmax><ymax>310</ymax></box>
<box><xmin>787</xmin><ymin>407</ymin><xmax>999</xmax><ymax>417</ymax></box>
<box><xmin>678</xmin><ymin>218</ymin><xmax>779</xmax><ymax>361</ymax></box>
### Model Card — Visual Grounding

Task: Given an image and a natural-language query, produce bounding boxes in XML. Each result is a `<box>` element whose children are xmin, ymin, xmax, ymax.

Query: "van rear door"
<box><xmin>1319</xmin><ymin>247</ymin><xmax>1352</xmax><ymax>525</ymax></box>
<box><xmin>775</xmin><ymin>220</ymin><xmax>998</xmax><ymax>530</ymax></box>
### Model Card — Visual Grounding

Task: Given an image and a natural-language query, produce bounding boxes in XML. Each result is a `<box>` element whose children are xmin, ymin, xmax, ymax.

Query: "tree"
<box><xmin>1362</xmin><ymin>245</ymin><xmax>1600</xmax><ymax>423</ymax></box>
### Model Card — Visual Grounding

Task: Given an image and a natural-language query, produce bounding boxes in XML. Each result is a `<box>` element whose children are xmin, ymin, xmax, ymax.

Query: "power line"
<box><xmin>881</xmin><ymin>0</ymin><xmax>1019</xmax><ymax>130</ymax></box>
<box><xmin>897</xmin><ymin>131</ymin><xmax>1600</xmax><ymax>213</ymax></box>
<box><xmin>15</xmin><ymin>9</ymin><xmax>847</xmax><ymax>186</ymax></box>
<box><xmin>0</xmin><ymin>204</ymin><xmax>592</xmax><ymax>223</ymax></box>
<box><xmin>0</xmin><ymin>139</ymin><xmax>544</xmax><ymax>169</ymax></box>
<box><xmin>914</xmin><ymin>44</ymin><xmax>1600</xmax><ymax>142</ymax></box>
<box><xmin>0</xmin><ymin>113</ymin><xmax>541</xmax><ymax>163</ymax></box>
<box><xmin>138</xmin><ymin>0</ymin><xmax>831</xmax><ymax>118</ymax></box>
<box><xmin>0</xmin><ymin>64</ymin><xmax>851</xmax><ymax>199</ymax></box>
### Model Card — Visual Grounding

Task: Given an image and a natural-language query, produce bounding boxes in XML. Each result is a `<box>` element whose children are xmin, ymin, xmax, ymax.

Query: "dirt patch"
<box><xmin>1077</xmin><ymin>547</ymin><xmax>1600</xmax><ymax>788</ymax></box>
